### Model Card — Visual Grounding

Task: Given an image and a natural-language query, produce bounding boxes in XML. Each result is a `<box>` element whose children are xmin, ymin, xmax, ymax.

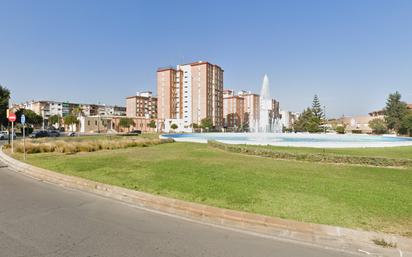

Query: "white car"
<box><xmin>0</xmin><ymin>131</ymin><xmax>16</xmax><ymax>140</ymax></box>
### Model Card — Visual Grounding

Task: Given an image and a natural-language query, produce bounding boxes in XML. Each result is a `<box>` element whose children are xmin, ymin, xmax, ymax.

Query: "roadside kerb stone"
<box><xmin>0</xmin><ymin>148</ymin><xmax>410</xmax><ymax>257</ymax></box>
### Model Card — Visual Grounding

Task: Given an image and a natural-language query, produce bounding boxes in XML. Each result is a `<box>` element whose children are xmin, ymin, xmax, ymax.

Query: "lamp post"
<box><xmin>41</xmin><ymin>106</ymin><xmax>45</xmax><ymax>130</ymax></box>
<box><xmin>324</xmin><ymin>105</ymin><xmax>327</xmax><ymax>134</ymax></box>
<box><xmin>7</xmin><ymin>96</ymin><xmax>11</xmax><ymax>145</ymax></box>
<box><xmin>97</xmin><ymin>113</ymin><xmax>101</xmax><ymax>134</ymax></box>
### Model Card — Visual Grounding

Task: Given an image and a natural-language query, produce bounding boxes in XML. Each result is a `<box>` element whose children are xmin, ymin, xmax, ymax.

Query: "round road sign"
<box><xmin>8</xmin><ymin>113</ymin><xmax>16</xmax><ymax>122</ymax></box>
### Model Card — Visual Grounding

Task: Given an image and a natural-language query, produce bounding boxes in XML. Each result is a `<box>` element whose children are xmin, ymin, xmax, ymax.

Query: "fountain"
<box><xmin>162</xmin><ymin>73</ymin><xmax>412</xmax><ymax>147</ymax></box>
<box><xmin>250</xmin><ymin>75</ymin><xmax>282</xmax><ymax>133</ymax></box>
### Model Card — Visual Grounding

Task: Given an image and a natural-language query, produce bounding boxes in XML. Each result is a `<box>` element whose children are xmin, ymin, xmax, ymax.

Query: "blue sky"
<box><xmin>1</xmin><ymin>0</ymin><xmax>411</xmax><ymax>117</ymax></box>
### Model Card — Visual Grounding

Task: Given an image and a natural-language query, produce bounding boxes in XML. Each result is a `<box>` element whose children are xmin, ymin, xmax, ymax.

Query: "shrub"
<box><xmin>335</xmin><ymin>126</ymin><xmax>345</xmax><ymax>134</ymax></box>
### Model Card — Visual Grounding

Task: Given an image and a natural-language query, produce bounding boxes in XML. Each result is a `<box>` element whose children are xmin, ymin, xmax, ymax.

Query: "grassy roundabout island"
<box><xmin>6</xmin><ymin>134</ymin><xmax>412</xmax><ymax>237</ymax></box>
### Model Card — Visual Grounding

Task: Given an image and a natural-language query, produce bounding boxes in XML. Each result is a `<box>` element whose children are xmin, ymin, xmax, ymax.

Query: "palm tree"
<box><xmin>72</xmin><ymin>106</ymin><xmax>84</xmax><ymax>117</ymax></box>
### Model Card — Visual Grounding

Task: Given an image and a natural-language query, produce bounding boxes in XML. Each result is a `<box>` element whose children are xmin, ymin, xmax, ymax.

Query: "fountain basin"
<box><xmin>161</xmin><ymin>133</ymin><xmax>412</xmax><ymax>148</ymax></box>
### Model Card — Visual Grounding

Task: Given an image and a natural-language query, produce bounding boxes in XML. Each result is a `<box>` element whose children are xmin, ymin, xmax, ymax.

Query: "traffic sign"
<box><xmin>21</xmin><ymin>114</ymin><xmax>26</xmax><ymax>125</ymax></box>
<box><xmin>8</xmin><ymin>113</ymin><xmax>16</xmax><ymax>122</ymax></box>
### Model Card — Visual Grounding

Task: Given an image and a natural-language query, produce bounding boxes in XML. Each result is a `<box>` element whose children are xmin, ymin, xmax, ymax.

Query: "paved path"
<box><xmin>0</xmin><ymin>164</ymin><xmax>359</xmax><ymax>257</ymax></box>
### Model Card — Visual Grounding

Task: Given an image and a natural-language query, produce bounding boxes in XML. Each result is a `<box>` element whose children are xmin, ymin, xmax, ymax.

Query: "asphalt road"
<box><xmin>0</xmin><ymin>164</ymin><xmax>359</xmax><ymax>257</ymax></box>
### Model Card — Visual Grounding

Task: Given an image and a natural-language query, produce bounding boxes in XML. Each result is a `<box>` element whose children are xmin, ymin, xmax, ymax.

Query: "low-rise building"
<box><xmin>78</xmin><ymin>116</ymin><xmax>113</xmax><ymax>133</ymax></box>
<box><xmin>78</xmin><ymin>116</ymin><xmax>159</xmax><ymax>133</ymax></box>
<box><xmin>334</xmin><ymin>115</ymin><xmax>383</xmax><ymax>134</ymax></box>
<box><xmin>23</xmin><ymin>100</ymin><xmax>126</xmax><ymax>127</ymax></box>
<box><xmin>111</xmin><ymin>117</ymin><xmax>158</xmax><ymax>133</ymax></box>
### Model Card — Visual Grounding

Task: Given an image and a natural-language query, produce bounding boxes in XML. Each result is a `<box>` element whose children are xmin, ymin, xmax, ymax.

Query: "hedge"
<box><xmin>208</xmin><ymin>140</ymin><xmax>412</xmax><ymax>168</ymax></box>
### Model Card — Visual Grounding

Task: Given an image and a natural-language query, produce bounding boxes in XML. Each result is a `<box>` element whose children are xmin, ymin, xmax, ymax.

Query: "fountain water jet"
<box><xmin>250</xmin><ymin>75</ymin><xmax>282</xmax><ymax>133</ymax></box>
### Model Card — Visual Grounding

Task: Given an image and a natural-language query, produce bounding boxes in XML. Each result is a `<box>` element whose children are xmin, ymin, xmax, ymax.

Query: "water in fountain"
<box><xmin>250</xmin><ymin>75</ymin><xmax>282</xmax><ymax>133</ymax></box>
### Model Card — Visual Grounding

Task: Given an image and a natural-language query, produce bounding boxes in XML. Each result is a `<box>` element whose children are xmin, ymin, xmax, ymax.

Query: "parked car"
<box><xmin>29</xmin><ymin>130</ymin><xmax>49</xmax><ymax>138</ymax></box>
<box><xmin>67</xmin><ymin>132</ymin><xmax>76</xmax><ymax>137</ymax></box>
<box><xmin>0</xmin><ymin>131</ymin><xmax>16</xmax><ymax>140</ymax></box>
<box><xmin>128</xmin><ymin>130</ymin><xmax>142</xmax><ymax>135</ymax></box>
<box><xmin>48</xmin><ymin>130</ymin><xmax>60</xmax><ymax>137</ymax></box>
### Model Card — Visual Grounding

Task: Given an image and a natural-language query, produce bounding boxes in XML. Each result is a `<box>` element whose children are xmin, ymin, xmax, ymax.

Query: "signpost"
<box><xmin>6</xmin><ymin>109</ymin><xmax>10</xmax><ymax>144</ymax></box>
<box><xmin>21</xmin><ymin>114</ymin><xmax>26</xmax><ymax>160</ymax></box>
<box><xmin>8</xmin><ymin>113</ymin><xmax>16</xmax><ymax>153</ymax></box>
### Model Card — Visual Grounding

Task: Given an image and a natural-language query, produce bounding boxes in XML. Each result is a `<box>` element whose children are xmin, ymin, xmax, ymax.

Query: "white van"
<box><xmin>0</xmin><ymin>131</ymin><xmax>16</xmax><ymax>140</ymax></box>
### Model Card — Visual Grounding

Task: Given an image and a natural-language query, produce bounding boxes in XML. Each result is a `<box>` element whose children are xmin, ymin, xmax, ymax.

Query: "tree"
<box><xmin>191</xmin><ymin>123</ymin><xmax>199</xmax><ymax>129</ymax></box>
<box><xmin>49</xmin><ymin>114</ymin><xmax>61</xmax><ymax>127</ymax></box>
<box><xmin>0</xmin><ymin>85</ymin><xmax>10</xmax><ymax>128</ymax></box>
<box><xmin>384</xmin><ymin>91</ymin><xmax>408</xmax><ymax>134</ymax></box>
<box><xmin>293</xmin><ymin>96</ymin><xmax>325</xmax><ymax>133</ymax></box>
<box><xmin>400</xmin><ymin>112</ymin><xmax>412</xmax><ymax>136</ymax></box>
<box><xmin>200</xmin><ymin>117</ymin><xmax>213</xmax><ymax>130</ymax></box>
<box><xmin>293</xmin><ymin>108</ymin><xmax>321</xmax><ymax>133</ymax></box>
<box><xmin>72</xmin><ymin>106</ymin><xmax>84</xmax><ymax>117</ymax></box>
<box><xmin>311</xmin><ymin>94</ymin><xmax>324</xmax><ymax>120</ymax></box>
<box><xmin>119</xmin><ymin>117</ymin><xmax>134</xmax><ymax>132</ymax></box>
<box><xmin>64</xmin><ymin>115</ymin><xmax>78</xmax><ymax>126</ymax></box>
<box><xmin>368</xmin><ymin>118</ymin><xmax>388</xmax><ymax>135</ymax></box>
<box><xmin>148</xmin><ymin>120</ymin><xmax>156</xmax><ymax>129</ymax></box>
<box><xmin>15</xmin><ymin>109</ymin><xmax>43</xmax><ymax>126</ymax></box>
<box><xmin>170</xmin><ymin>123</ymin><xmax>178</xmax><ymax>130</ymax></box>
<box><xmin>293</xmin><ymin>108</ymin><xmax>312</xmax><ymax>132</ymax></box>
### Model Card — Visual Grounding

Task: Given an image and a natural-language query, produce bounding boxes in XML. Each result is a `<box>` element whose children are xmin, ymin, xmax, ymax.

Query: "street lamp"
<box><xmin>41</xmin><ymin>106</ymin><xmax>45</xmax><ymax>130</ymax></box>
<box><xmin>7</xmin><ymin>96</ymin><xmax>11</xmax><ymax>145</ymax></box>
<box><xmin>324</xmin><ymin>105</ymin><xmax>327</xmax><ymax>134</ymax></box>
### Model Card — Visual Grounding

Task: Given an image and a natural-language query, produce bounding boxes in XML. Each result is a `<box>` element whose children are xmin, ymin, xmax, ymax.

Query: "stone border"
<box><xmin>0</xmin><ymin>148</ymin><xmax>410</xmax><ymax>257</ymax></box>
<box><xmin>160</xmin><ymin>133</ymin><xmax>412</xmax><ymax>148</ymax></box>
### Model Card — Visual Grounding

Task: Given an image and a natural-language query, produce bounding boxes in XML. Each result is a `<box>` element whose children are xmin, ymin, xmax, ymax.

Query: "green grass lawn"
<box><xmin>11</xmin><ymin>142</ymin><xmax>412</xmax><ymax>237</ymax></box>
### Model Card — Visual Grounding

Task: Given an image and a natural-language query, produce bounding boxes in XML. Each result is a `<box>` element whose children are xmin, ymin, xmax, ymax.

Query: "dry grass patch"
<box><xmin>5</xmin><ymin>136</ymin><xmax>173</xmax><ymax>154</ymax></box>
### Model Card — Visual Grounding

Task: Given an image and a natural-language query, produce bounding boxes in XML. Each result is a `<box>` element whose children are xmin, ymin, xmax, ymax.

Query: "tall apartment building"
<box><xmin>223</xmin><ymin>90</ymin><xmax>245</xmax><ymax>128</ymax></box>
<box><xmin>222</xmin><ymin>89</ymin><xmax>280</xmax><ymax>130</ymax></box>
<box><xmin>271</xmin><ymin>99</ymin><xmax>280</xmax><ymax>118</ymax></box>
<box><xmin>126</xmin><ymin>91</ymin><xmax>157</xmax><ymax>118</ymax></box>
<box><xmin>157</xmin><ymin>61</ymin><xmax>224</xmax><ymax>132</ymax></box>
<box><xmin>238</xmin><ymin>90</ymin><xmax>260</xmax><ymax>127</ymax></box>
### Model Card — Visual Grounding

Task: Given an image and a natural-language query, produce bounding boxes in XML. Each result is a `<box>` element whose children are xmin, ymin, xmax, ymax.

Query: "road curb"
<box><xmin>1</xmin><ymin>148</ymin><xmax>411</xmax><ymax>257</ymax></box>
